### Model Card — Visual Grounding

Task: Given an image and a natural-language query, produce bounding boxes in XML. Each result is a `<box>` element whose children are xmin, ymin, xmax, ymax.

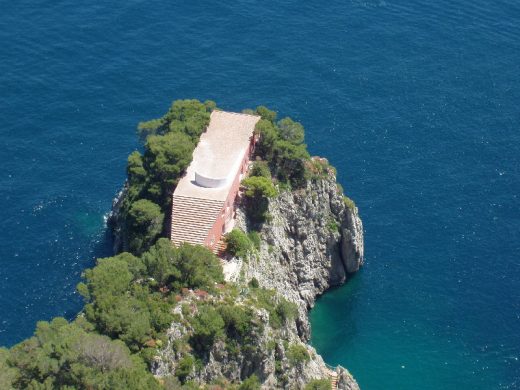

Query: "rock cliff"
<box><xmin>236</xmin><ymin>171</ymin><xmax>364</xmax><ymax>340</ymax></box>
<box><xmin>154</xmin><ymin>169</ymin><xmax>364</xmax><ymax>389</ymax></box>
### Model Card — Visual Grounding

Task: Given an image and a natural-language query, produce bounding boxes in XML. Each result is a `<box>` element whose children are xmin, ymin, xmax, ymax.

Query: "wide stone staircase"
<box><xmin>170</xmin><ymin>195</ymin><xmax>224</xmax><ymax>247</ymax></box>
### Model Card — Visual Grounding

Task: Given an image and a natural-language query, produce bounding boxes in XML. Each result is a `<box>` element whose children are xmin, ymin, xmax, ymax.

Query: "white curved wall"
<box><xmin>195</xmin><ymin>172</ymin><xmax>228</xmax><ymax>188</ymax></box>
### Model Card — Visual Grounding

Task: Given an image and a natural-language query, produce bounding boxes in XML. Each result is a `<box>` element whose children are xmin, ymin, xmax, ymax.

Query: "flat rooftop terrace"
<box><xmin>173</xmin><ymin>110</ymin><xmax>261</xmax><ymax>201</ymax></box>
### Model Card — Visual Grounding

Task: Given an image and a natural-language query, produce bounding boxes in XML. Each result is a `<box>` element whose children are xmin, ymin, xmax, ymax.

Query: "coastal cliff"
<box><xmin>237</xmin><ymin>169</ymin><xmax>364</xmax><ymax>339</ymax></box>
<box><xmin>154</xmin><ymin>170</ymin><xmax>364</xmax><ymax>389</ymax></box>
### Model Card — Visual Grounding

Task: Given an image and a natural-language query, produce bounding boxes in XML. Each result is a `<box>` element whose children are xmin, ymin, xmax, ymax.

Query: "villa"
<box><xmin>170</xmin><ymin>110</ymin><xmax>261</xmax><ymax>252</ymax></box>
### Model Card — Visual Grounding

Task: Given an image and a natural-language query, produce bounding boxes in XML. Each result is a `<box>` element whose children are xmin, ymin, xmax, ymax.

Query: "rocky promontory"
<box><xmin>154</xmin><ymin>167</ymin><xmax>364</xmax><ymax>389</ymax></box>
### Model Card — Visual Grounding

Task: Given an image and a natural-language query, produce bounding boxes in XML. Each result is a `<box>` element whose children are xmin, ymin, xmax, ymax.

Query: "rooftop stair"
<box><xmin>170</xmin><ymin>195</ymin><xmax>224</xmax><ymax>247</ymax></box>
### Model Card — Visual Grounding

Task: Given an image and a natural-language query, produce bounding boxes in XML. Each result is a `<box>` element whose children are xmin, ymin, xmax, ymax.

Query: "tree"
<box><xmin>127</xmin><ymin>151</ymin><xmax>147</xmax><ymax>187</ymax></box>
<box><xmin>141</xmin><ymin>238</ymin><xmax>181</xmax><ymax>287</ymax></box>
<box><xmin>137</xmin><ymin>99</ymin><xmax>213</xmax><ymax>141</ymax></box>
<box><xmin>143</xmin><ymin>132</ymin><xmax>194</xmax><ymax>204</ymax></box>
<box><xmin>175</xmin><ymin>354</ymin><xmax>194</xmax><ymax>383</ymax></box>
<box><xmin>142</xmin><ymin>239</ymin><xmax>223</xmax><ymax>291</ymax></box>
<box><xmin>175</xmin><ymin>242</ymin><xmax>224</xmax><ymax>290</ymax></box>
<box><xmin>8</xmin><ymin>318</ymin><xmax>161</xmax><ymax>390</ymax></box>
<box><xmin>278</xmin><ymin>117</ymin><xmax>304</xmax><ymax>145</ymax></box>
<box><xmin>127</xmin><ymin>199</ymin><xmax>164</xmax><ymax>254</ymax></box>
<box><xmin>272</xmin><ymin>140</ymin><xmax>309</xmax><ymax>187</ymax></box>
<box><xmin>255</xmin><ymin>106</ymin><xmax>277</xmax><ymax>122</ymax></box>
<box><xmin>218</xmin><ymin>304</ymin><xmax>254</xmax><ymax>339</ymax></box>
<box><xmin>74</xmin><ymin>333</ymin><xmax>131</xmax><ymax>372</ymax></box>
<box><xmin>189</xmin><ymin>307</ymin><xmax>225</xmax><ymax>354</ymax></box>
<box><xmin>0</xmin><ymin>348</ymin><xmax>18</xmax><ymax>389</ymax></box>
<box><xmin>242</xmin><ymin>176</ymin><xmax>277</xmax><ymax>199</ymax></box>
<box><xmin>137</xmin><ymin>118</ymin><xmax>165</xmax><ymax>140</ymax></box>
<box><xmin>255</xmin><ymin>119</ymin><xmax>280</xmax><ymax>161</ymax></box>
<box><xmin>241</xmin><ymin>176</ymin><xmax>277</xmax><ymax>223</ymax></box>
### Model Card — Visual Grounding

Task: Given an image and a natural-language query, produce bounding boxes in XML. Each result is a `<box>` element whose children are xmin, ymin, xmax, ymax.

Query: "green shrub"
<box><xmin>278</xmin><ymin>117</ymin><xmax>304</xmax><ymax>145</ymax></box>
<box><xmin>239</xmin><ymin>374</ymin><xmax>261</xmax><ymax>390</ymax></box>
<box><xmin>305</xmin><ymin>378</ymin><xmax>332</xmax><ymax>390</ymax></box>
<box><xmin>189</xmin><ymin>307</ymin><xmax>225</xmax><ymax>354</ymax></box>
<box><xmin>287</xmin><ymin>344</ymin><xmax>310</xmax><ymax>365</ymax></box>
<box><xmin>218</xmin><ymin>305</ymin><xmax>254</xmax><ymax>339</ymax></box>
<box><xmin>249</xmin><ymin>161</ymin><xmax>271</xmax><ymax>178</ymax></box>
<box><xmin>176</xmin><ymin>354</ymin><xmax>194</xmax><ymax>383</ymax></box>
<box><xmin>126</xmin><ymin>199</ymin><xmax>164</xmax><ymax>254</ymax></box>
<box><xmin>241</xmin><ymin>176</ymin><xmax>276</xmax><ymax>223</ymax></box>
<box><xmin>242</xmin><ymin>176</ymin><xmax>277</xmax><ymax>199</ymax></box>
<box><xmin>225</xmin><ymin>229</ymin><xmax>253</xmax><ymax>258</ymax></box>
<box><xmin>248</xmin><ymin>277</ymin><xmax>260</xmax><ymax>289</ymax></box>
<box><xmin>7</xmin><ymin>318</ymin><xmax>161</xmax><ymax>390</ymax></box>
<box><xmin>273</xmin><ymin>299</ymin><xmax>298</xmax><ymax>327</ymax></box>
<box><xmin>255</xmin><ymin>106</ymin><xmax>277</xmax><ymax>122</ymax></box>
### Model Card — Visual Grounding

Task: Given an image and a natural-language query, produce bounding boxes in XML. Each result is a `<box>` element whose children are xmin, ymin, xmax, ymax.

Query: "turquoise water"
<box><xmin>1</xmin><ymin>1</ymin><xmax>519</xmax><ymax>389</ymax></box>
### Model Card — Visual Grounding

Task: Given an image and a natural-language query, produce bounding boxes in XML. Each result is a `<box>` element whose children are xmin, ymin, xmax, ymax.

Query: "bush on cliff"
<box><xmin>238</xmin><ymin>374</ymin><xmax>261</xmax><ymax>390</ymax></box>
<box><xmin>142</xmin><ymin>239</ymin><xmax>223</xmax><ymax>291</ymax></box>
<box><xmin>287</xmin><ymin>343</ymin><xmax>310</xmax><ymax>365</ymax></box>
<box><xmin>225</xmin><ymin>228</ymin><xmax>253</xmax><ymax>258</ymax></box>
<box><xmin>305</xmin><ymin>378</ymin><xmax>332</xmax><ymax>390</ymax></box>
<box><xmin>249</xmin><ymin>160</ymin><xmax>271</xmax><ymax>178</ymax></box>
<box><xmin>142</xmin><ymin>132</ymin><xmax>195</xmax><ymax>206</ymax></box>
<box><xmin>127</xmin><ymin>199</ymin><xmax>164</xmax><ymax>254</ymax></box>
<box><xmin>75</xmin><ymin>239</ymin><xmax>223</xmax><ymax>355</ymax></box>
<box><xmin>241</xmin><ymin>176</ymin><xmax>277</xmax><ymax>223</ymax></box>
<box><xmin>77</xmin><ymin>253</ymin><xmax>173</xmax><ymax>351</ymax></box>
<box><xmin>253</xmin><ymin>106</ymin><xmax>310</xmax><ymax>188</ymax></box>
<box><xmin>189</xmin><ymin>306</ymin><xmax>225</xmax><ymax>354</ymax></box>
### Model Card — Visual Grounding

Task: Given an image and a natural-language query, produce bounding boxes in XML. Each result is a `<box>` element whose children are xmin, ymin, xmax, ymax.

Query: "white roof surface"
<box><xmin>173</xmin><ymin>110</ymin><xmax>261</xmax><ymax>201</ymax></box>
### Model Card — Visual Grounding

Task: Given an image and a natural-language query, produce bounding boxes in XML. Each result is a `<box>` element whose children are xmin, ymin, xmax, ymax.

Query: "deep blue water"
<box><xmin>1</xmin><ymin>1</ymin><xmax>519</xmax><ymax>389</ymax></box>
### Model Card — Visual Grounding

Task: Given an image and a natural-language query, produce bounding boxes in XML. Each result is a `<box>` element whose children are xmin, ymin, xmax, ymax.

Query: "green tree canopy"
<box><xmin>127</xmin><ymin>199</ymin><xmax>164</xmax><ymax>254</ymax></box>
<box><xmin>278</xmin><ymin>117</ymin><xmax>305</xmax><ymax>145</ymax></box>
<box><xmin>143</xmin><ymin>132</ymin><xmax>194</xmax><ymax>203</ymax></box>
<box><xmin>249</xmin><ymin>160</ymin><xmax>271</xmax><ymax>179</ymax></box>
<box><xmin>7</xmin><ymin>318</ymin><xmax>160</xmax><ymax>390</ymax></box>
<box><xmin>225</xmin><ymin>228</ymin><xmax>253</xmax><ymax>258</ymax></box>
<box><xmin>189</xmin><ymin>306</ymin><xmax>225</xmax><ymax>354</ymax></box>
<box><xmin>242</xmin><ymin>176</ymin><xmax>277</xmax><ymax>199</ymax></box>
<box><xmin>255</xmin><ymin>119</ymin><xmax>280</xmax><ymax>161</ymax></box>
<box><xmin>255</xmin><ymin>106</ymin><xmax>277</xmax><ymax>122</ymax></box>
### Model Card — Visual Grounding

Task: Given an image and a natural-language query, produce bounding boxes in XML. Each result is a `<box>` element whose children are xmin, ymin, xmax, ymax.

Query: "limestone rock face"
<box><xmin>154</xmin><ymin>173</ymin><xmax>364</xmax><ymax>389</ymax></box>
<box><xmin>237</xmin><ymin>174</ymin><xmax>364</xmax><ymax>339</ymax></box>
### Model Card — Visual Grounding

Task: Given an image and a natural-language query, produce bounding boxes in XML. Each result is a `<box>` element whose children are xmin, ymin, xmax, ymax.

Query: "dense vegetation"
<box><xmin>117</xmin><ymin>99</ymin><xmax>214</xmax><ymax>254</ymax></box>
<box><xmin>2</xmin><ymin>100</ymin><xmax>341</xmax><ymax>389</ymax></box>
<box><xmin>1</xmin><ymin>238</ymin><xmax>223</xmax><ymax>390</ymax></box>
<box><xmin>252</xmin><ymin>106</ymin><xmax>310</xmax><ymax>189</ymax></box>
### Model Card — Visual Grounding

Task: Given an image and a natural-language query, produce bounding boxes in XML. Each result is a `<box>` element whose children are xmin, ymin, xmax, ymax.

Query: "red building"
<box><xmin>170</xmin><ymin>110</ymin><xmax>260</xmax><ymax>252</ymax></box>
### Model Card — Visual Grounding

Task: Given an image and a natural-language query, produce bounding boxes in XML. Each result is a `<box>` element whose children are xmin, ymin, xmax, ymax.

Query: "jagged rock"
<box><xmin>153</xmin><ymin>173</ymin><xmax>363</xmax><ymax>389</ymax></box>
<box><xmin>237</xmin><ymin>174</ymin><xmax>364</xmax><ymax>341</ymax></box>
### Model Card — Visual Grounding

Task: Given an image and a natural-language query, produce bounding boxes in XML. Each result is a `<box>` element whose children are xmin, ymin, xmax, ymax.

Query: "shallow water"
<box><xmin>1</xmin><ymin>1</ymin><xmax>519</xmax><ymax>388</ymax></box>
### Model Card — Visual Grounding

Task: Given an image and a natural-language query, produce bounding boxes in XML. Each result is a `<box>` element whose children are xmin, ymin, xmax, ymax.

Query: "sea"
<box><xmin>1</xmin><ymin>1</ymin><xmax>519</xmax><ymax>389</ymax></box>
